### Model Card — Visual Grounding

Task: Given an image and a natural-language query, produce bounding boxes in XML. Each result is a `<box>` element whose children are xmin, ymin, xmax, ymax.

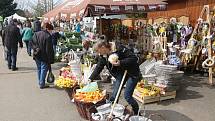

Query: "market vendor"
<box><xmin>88</xmin><ymin>35</ymin><xmax>141</xmax><ymax>115</ymax></box>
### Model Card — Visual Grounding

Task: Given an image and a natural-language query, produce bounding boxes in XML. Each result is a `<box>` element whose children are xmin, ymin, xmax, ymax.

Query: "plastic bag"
<box><xmin>77</xmin><ymin>82</ymin><xmax>98</xmax><ymax>92</ymax></box>
<box><xmin>47</xmin><ymin>67</ymin><xmax>55</xmax><ymax>83</ymax></box>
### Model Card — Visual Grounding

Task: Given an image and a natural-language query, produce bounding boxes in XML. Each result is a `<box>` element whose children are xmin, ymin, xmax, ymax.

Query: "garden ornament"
<box><xmin>180</xmin><ymin>49</ymin><xmax>192</xmax><ymax>54</ymax></box>
<box><xmin>170</xmin><ymin>17</ymin><xmax>177</xmax><ymax>24</ymax></box>
<box><xmin>198</xmin><ymin>18</ymin><xmax>203</xmax><ymax>24</ymax></box>
<box><xmin>202</xmin><ymin>48</ymin><xmax>208</xmax><ymax>54</ymax></box>
<box><xmin>202</xmin><ymin>56</ymin><xmax>215</xmax><ymax>68</ymax></box>
<box><xmin>188</xmin><ymin>38</ymin><xmax>197</xmax><ymax>47</ymax></box>
<box><xmin>153</xmin><ymin>23</ymin><xmax>159</xmax><ymax>30</ymax></box>
<box><xmin>177</xmin><ymin>22</ymin><xmax>183</xmax><ymax>31</ymax></box>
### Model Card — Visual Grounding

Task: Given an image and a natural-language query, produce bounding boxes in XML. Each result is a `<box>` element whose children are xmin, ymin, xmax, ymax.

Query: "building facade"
<box><xmin>148</xmin><ymin>0</ymin><xmax>215</xmax><ymax>25</ymax></box>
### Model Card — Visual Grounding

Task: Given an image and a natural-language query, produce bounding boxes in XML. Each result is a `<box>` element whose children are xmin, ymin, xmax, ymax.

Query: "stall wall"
<box><xmin>148</xmin><ymin>0</ymin><xmax>215</xmax><ymax>26</ymax></box>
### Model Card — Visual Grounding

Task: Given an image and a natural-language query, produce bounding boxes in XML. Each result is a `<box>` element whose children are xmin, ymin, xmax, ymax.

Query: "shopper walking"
<box><xmin>33</xmin><ymin>18</ymin><xmax>41</xmax><ymax>32</ymax></box>
<box><xmin>22</xmin><ymin>22</ymin><xmax>33</xmax><ymax>56</ymax></box>
<box><xmin>2</xmin><ymin>19</ymin><xmax>23</xmax><ymax>71</ymax></box>
<box><xmin>88</xmin><ymin>35</ymin><xmax>141</xmax><ymax>115</ymax></box>
<box><xmin>0</xmin><ymin>21</ymin><xmax>3</xmax><ymax>37</ymax></box>
<box><xmin>31</xmin><ymin>23</ymin><xmax>55</xmax><ymax>89</ymax></box>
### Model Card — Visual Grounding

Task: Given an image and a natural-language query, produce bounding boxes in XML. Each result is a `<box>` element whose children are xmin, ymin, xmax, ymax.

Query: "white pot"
<box><xmin>129</xmin><ymin>116</ymin><xmax>152</xmax><ymax>121</ymax></box>
<box><xmin>113</xmin><ymin>104</ymin><xmax>125</xmax><ymax>117</ymax></box>
<box><xmin>96</xmin><ymin>103</ymin><xmax>112</xmax><ymax>114</ymax></box>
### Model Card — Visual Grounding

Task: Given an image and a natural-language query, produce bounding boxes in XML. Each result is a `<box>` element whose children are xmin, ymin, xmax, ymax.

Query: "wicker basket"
<box><xmin>74</xmin><ymin>97</ymin><xmax>106</xmax><ymax>120</ymax></box>
<box><xmin>73</xmin><ymin>84</ymin><xmax>106</xmax><ymax>120</ymax></box>
<box><xmin>65</xmin><ymin>85</ymin><xmax>79</xmax><ymax>100</ymax></box>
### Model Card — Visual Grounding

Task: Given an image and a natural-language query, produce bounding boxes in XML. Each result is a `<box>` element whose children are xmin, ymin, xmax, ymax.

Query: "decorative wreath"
<box><xmin>202</xmin><ymin>57</ymin><xmax>215</xmax><ymax>68</ymax></box>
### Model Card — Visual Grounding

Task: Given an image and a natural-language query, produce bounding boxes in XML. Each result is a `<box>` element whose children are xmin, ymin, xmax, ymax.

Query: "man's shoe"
<box><xmin>12</xmin><ymin>67</ymin><xmax>18</xmax><ymax>71</ymax></box>
<box><xmin>40</xmin><ymin>85</ymin><xmax>50</xmax><ymax>89</ymax></box>
<box><xmin>8</xmin><ymin>66</ymin><xmax>11</xmax><ymax>70</ymax></box>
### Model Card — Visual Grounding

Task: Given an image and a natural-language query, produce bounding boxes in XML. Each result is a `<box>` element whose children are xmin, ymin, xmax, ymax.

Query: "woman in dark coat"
<box><xmin>31</xmin><ymin>23</ymin><xmax>55</xmax><ymax>89</ymax></box>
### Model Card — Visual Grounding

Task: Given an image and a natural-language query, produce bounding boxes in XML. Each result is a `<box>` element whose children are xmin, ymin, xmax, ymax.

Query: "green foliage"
<box><xmin>70</xmin><ymin>44</ymin><xmax>83</xmax><ymax>51</ymax></box>
<box><xmin>0</xmin><ymin>0</ymin><xmax>17</xmax><ymax>18</ymax></box>
<box><xmin>55</xmin><ymin>54</ymin><xmax>62</xmax><ymax>62</ymax></box>
<box><xmin>83</xmin><ymin>54</ymin><xmax>96</xmax><ymax>64</ymax></box>
<box><xmin>65</xmin><ymin>32</ymin><xmax>81</xmax><ymax>39</ymax></box>
<box><xmin>57</xmin><ymin>32</ymin><xmax>83</xmax><ymax>51</ymax></box>
<box><xmin>58</xmin><ymin>39</ymin><xmax>82</xmax><ymax>51</ymax></box>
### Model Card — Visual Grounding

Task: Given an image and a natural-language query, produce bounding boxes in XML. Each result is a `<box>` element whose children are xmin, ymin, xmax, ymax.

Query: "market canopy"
<box><xmin>43</xmin><ymin>0</ymin><xmax>75</xmax><ymax>20</ymax></box>
<box><xmin>44</xmin><ymin>0</ymin><xmax>168</xmax><ymax>19</ymax></box>
<box><xmin>7</xmin><ymin>13</ymin><xmax>27</xmax><ymax>21</ymax></box>
<box><xmin>68</xmin><ymin>0</ymin><xmax>168</xmax><ymax>18</ymax></box>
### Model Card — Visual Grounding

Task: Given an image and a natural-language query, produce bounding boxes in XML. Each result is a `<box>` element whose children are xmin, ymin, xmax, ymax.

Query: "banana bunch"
<box><xmin>55</xmin><ymin>76</ymin><xmax>77</xmax><ymax>88</ymax></box>
<box><xmin>136</xmin><ymin>83</ymin><xmax>160</xmax><ymax>97</ymax></box>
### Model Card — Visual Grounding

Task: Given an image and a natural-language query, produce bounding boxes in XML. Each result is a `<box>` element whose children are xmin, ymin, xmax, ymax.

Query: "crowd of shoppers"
<box><xmin>1</xmin><ymin>18</ymin><xmax>60</xmax><ymax>89</ymax></box>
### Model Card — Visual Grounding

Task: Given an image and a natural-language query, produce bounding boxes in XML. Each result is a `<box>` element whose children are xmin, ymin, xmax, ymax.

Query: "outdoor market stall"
<box><xmin>6</xmin><ymin>13</ymin><xmax>27</xmax><ymax>22</ymax></box>
<box><xmin>47</xmin><ymin>1</ymin><xmax>215</xmax><ymax>121</ymax></box>
<box><xmin>66</xmin><ymin>0</ymin><xmax>167</xmax><ymax>39</ymax></box>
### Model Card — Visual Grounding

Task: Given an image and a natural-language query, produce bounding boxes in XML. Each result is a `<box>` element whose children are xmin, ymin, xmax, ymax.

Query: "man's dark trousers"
<box><xmin>6</xmin><ymin>47</ymin><xmax>18</xmax><ymax>69</ymax></box>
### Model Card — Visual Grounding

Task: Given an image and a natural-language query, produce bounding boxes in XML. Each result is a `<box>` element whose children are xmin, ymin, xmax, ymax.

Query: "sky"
<box><xmin>14</xmin><ymin>0</ymin><xmax>62</xmax><ymax>10</ymax></box>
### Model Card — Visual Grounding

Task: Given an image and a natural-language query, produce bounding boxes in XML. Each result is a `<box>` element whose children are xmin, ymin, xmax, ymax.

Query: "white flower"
<box><xmin>108</xmin><ymin>54</ymin><xmax>119</xmax><ymax>64</ymax></box>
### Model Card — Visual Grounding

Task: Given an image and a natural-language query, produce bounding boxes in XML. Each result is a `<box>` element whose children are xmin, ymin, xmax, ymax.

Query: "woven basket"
<box><xmin>74</xmin><ymin>97</ymin><xmax>106</xmax><ymax>120</ymax></box>
<box><xmin>73</xmin><ymin>84</ymin><xmax>107</xmax><ymax>120</ymax></box>
<box><xmin>65</xmin><ymin>85</ymin><xmax>79</xmax><ymax>100</ymax></box>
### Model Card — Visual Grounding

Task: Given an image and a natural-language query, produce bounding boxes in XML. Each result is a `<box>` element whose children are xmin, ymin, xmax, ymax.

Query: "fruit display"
<box><xmin>136</xmin><ymin>81</ymin><xmax>161</xmax><ymax>97</ymax></box>
<box><xmin>60</xmin><ymin>66</ymin><xmax>71</xmax><ymax>71</ymax></box>
<box><xmin>55</xmin><ymin>76</ymin><xmax>77</xmax><ymax>88</ymax></box>
<box><xmin>74</xmin><ymin>90</ymin><xmax>105</xmax><ymax>103</ymax></box>
<box><xmin>60</xmin><ymin>66</ymin><xmax>77</xmax><ymax>80</ymax></box>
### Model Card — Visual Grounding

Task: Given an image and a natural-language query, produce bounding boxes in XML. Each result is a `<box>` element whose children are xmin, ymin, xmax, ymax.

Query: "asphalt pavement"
<box><xmin>0</xmin><ymin>40</ymin><xmax>85</xmax><ymax>121</ymax></box>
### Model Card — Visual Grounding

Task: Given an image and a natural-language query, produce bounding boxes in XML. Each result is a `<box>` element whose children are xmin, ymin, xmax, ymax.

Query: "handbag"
<box><xmin>47</xmin><ymin>65</ymin><xmax>55</xmax><ymax>83</ymax></box>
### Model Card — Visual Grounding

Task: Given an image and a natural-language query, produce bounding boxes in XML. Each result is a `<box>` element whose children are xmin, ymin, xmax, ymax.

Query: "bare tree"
<box><xmin>29</xmin><ymin>0</ymin><xmax>61</xmax><ymax>17</ymax></box>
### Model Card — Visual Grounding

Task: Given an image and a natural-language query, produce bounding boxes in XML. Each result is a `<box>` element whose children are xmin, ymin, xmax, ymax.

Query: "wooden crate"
<box><xmin>133</xmin><ymin>89</ymin><xmax>160</xmax><ymax>104</ymax></box>
<box><xmin>133</xmin><ymin>89</ymin><xmax>176</xmax><ymax>104</ymax></box>
<box><xmin>160</xmin><ymin>91</ymin><xmax>176</xmax><ymax>101</ymax></box>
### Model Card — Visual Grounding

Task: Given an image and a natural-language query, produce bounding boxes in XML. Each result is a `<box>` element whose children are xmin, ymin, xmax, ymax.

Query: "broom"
<box><xmin>108</xmin><ymin>70</ymin><xmax>128</xmax><ymax>119</ymax></box>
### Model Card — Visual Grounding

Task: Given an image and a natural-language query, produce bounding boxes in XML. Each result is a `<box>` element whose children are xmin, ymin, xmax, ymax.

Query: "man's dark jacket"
<box><xmin>32</xmin><ymin>30</ymin><xmax>55</xmax><ymax>64</ymax></box>
<box><xmin>89</xmin><ymin>43</ymin><xmax>141</xmax><ymax>81</ymax></box>
<box><xmin>2</xmin><ymin>23</ymin><xmax>22</xmax><ymax>48</ymax></box>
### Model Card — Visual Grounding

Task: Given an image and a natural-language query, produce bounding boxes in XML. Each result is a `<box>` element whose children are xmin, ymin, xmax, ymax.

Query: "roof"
<box><xmin>44</xmin><ymin>0</ymin><xmax>168</xmax><ymax>19</ymax></box>
<box><xmin>43</xmin><ymin>0</ymin><xmax>75</xmax><ymax>19</ymax></box>
<box><xmin>70</xmin><ymin>0</ymin><xmax>168</xmax><ymax>17</ymax></box>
